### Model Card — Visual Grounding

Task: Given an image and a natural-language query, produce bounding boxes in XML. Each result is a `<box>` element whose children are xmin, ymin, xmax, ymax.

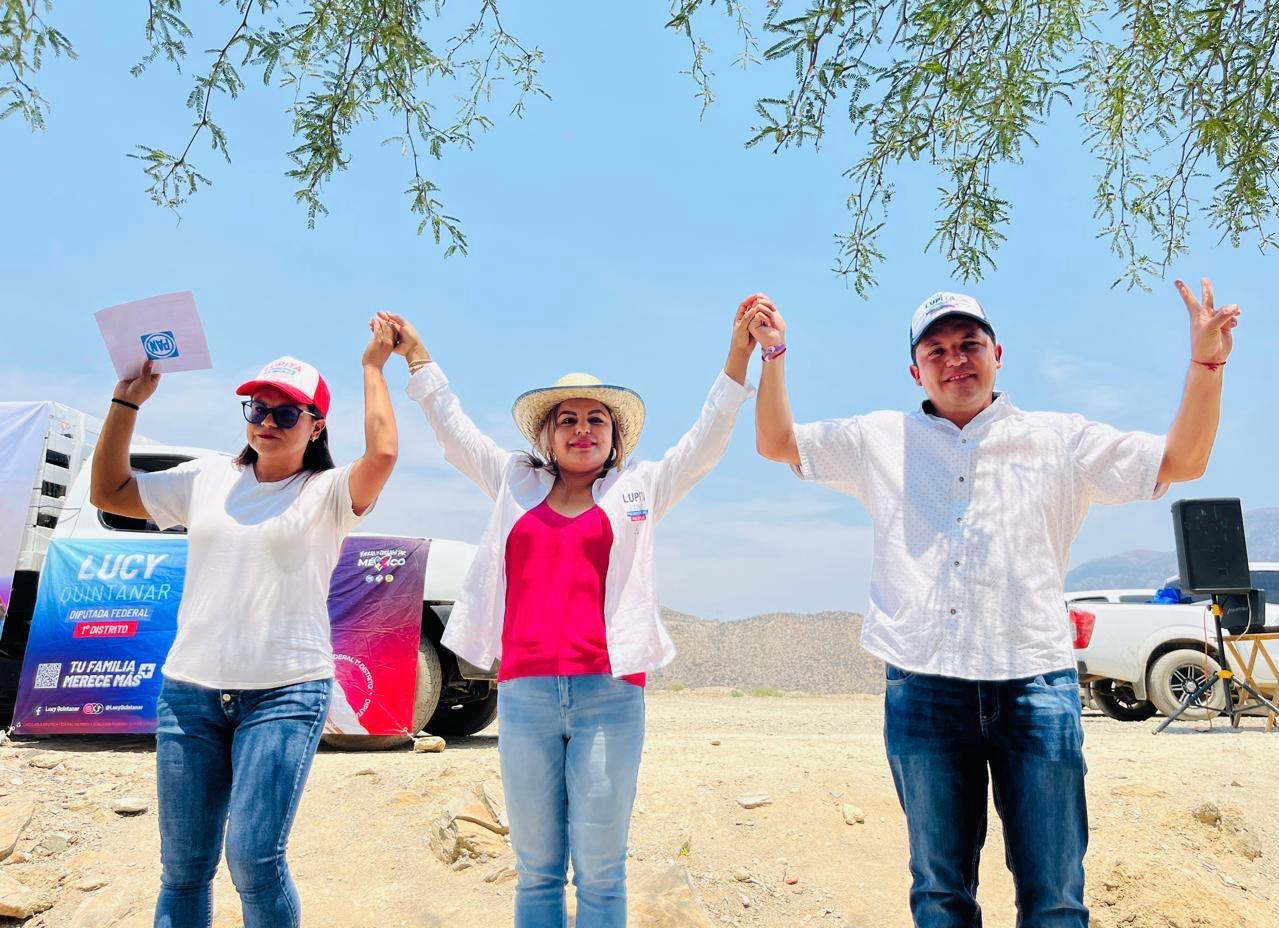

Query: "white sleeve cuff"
<box><xmin>405</xmin><ymin>362</ymin><xmax>449</xmax><ymax>402</ymax></box>
<box><xmin>791</xmin><ymin>425</ymin><xmax>817</xmax><ymax>481</ymax></box>
<box><xmin>707</xmin><ymin>370</ymin><xmax>755</xmax><ymax>407</ymax></box>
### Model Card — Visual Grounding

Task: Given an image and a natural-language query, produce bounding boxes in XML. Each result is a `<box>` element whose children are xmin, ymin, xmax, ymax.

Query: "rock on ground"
<box><xmin>0</xmin><ymin>798</ymin><xmax>35</xmax><ymax>860</ymax></box>
<box><xmin>429</xmin><ymin>787</ymin><xmax>510</xmax><ymax>867</ymax></box>
<box><xmin>0</xmin><ymin>871</ymin><xmax>52</xmax><ymax>919</ymax></box>
<box><xmin>628</xmin><ymin>861</ymin><xmax>715</xmax><ymax>928</ymax></box>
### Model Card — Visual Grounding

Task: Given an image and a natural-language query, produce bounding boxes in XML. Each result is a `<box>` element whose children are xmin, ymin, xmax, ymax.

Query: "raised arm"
<box><xmin>349</xmin><ymin>317</ymin><xmax>400</xmax><ymax>515</ymax></box>
<box><xmin>377</xmin><ymin>311</ymin><xmax>512</xmax><ymax>500</ymax></box>
<box><xmin>647</xmin><ymin>301</ymin><xmax>756</xmax><ymax>520</ymax></box>
<box><xmin>748</xmin><ymin>295</ymin><xmax>801</xmax><ymax>467</ymax></box>
<box><xmin>1158</xmin><ymin>278</ymin><xmax>1240</xmax><ymax>484</ymax></box>
<box><xmin>90</xmin><ymin>361</ymin><xmax>161</xmax><ymax>518</ymax></box>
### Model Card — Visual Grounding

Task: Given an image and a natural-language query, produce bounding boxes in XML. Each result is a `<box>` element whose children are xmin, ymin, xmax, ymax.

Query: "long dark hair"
<box><xmin>522</xmin><ymin>403</ymin><xmax>625</xmax><ymax>479</ymax></box>
<box><xmin>233</xmin><ymin>404</ymin><xmax>335</xmax><ymax>474</ymax></box>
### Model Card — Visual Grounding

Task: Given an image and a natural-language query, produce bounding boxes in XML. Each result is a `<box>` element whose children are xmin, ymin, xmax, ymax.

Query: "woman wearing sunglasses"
<box><xmin>89</xmin><ymin>319</ymin><xmax>400</xmax><ymax>928</ymax></box>
<box><xmin>376</xmin><ymin>304</ymin><xmax>755</xmax><ymax>928</ymax></box>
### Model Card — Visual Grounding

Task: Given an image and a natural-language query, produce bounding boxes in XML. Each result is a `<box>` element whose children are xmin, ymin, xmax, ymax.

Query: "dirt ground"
<box><xmin>2</xmin><ymin>691</ymin><xmax>1277</xmax><ymax>928</ymax></box>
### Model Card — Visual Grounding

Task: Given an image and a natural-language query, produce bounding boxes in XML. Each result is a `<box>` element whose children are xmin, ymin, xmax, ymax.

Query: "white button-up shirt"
<box><xmin>794</xmin><ymin>394</ymin><xmax>1167</xmax><ymax>680</ymax></box>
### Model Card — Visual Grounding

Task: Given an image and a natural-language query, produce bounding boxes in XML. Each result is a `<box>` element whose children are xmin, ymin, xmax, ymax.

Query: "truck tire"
<box><xmin>321</xmin><ymin>634</ymin><xmax>444</xmax><ymax>751</ymax></box>
<box><xmin>428</xmin><ymin>688</ymin><xmax>499</xmax><ymax>737</ymax></box>
<box><xmin>1147</xmin><ymin>649</ymin><xmax>1227</xmax><ymax>720</ymax></box>
<box><xmin>1091</xmin><ymin>680</ymin><xmax>1158</xmax><ymax>722</ymax></box>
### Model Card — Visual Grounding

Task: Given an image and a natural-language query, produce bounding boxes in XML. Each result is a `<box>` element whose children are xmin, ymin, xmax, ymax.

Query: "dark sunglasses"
<box><xmin>241</xmin><ymin>400</ymin><xmax>317</xmax><ymax>430</ymax></box>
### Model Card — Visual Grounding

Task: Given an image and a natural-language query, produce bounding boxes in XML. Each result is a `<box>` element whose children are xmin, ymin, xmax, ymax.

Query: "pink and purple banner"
<box><xmin>325</xmin><ymin>536</ymin><xmax>430</xmax><ymax>736</ymax></box>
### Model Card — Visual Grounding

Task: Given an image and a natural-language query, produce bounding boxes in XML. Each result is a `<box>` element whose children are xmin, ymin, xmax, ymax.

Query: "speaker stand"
<box><xmin>1154</xmin><ymin>597</ymin><xmax>1279</xmax><ymax>734</ymax></box>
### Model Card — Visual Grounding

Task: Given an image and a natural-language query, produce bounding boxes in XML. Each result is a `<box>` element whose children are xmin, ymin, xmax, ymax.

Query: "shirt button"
<box><xmin>949</xmin><ymin>608</ymin><xmax>958</xmax><ymax>615</ymax></box>
<box><xmin>960</xmin><ymin>438</ymin><xmax>968</xmax><ymax>444</ymax></box>
<box><xmin>958</xmin><ymin>476</ymin><xmax>965</xmax><ymax>482</ymax></box>
<box><xmin>956</xmin><ymin>516</ymin><xmax>963</xmax><ymax>523</ymax></box>
<box><xmin>953</xmin><ymin>560</ymin><xmax>960</xmax><ymax>567</ymax></box>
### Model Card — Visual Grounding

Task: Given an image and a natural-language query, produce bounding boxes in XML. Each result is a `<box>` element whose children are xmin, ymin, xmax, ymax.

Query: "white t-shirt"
<box><xmin>137</xmin><ymin>456</ymin><xmax>366</xmax><ymax>689</ymax></box>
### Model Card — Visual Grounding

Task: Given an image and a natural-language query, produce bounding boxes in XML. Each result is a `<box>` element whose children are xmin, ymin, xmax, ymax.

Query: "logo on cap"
<box><xmin>262</xmin><ymin>360</ymin><xmax>304</xmax><ymax>378</ymax></box>
<box><xmin>910</xmin><ymin>291</ymin><xmax>991</xmax><ymax>349</ymax></box>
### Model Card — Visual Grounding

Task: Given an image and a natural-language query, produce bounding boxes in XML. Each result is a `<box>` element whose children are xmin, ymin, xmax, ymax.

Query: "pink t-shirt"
<box><xmin>500</xmin><ymin>501</ymin><xmax>645</xmax><ymax>686</ymax></box>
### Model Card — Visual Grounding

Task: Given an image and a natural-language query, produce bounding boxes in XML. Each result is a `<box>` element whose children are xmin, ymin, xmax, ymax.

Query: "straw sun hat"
<box><xmin>512</xmin><ymin>373</ymin><xmax>646</xmax><ymax>462</ymax></box>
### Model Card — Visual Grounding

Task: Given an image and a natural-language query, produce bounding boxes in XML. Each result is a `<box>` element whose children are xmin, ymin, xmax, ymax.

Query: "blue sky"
<box><xmin>3</xmin><ymin>5</ymin><xmax>1275</xmax><ymax>618</ymax></box>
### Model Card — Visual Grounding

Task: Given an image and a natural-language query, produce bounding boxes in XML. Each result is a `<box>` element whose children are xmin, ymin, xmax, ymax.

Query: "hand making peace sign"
<box><xmin>1175</xmin><ymin>277</ymin><xmax>1240</xmax><ymax>366</ymax></box>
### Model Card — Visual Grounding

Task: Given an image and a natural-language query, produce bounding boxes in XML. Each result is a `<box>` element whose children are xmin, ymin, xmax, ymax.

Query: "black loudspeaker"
<box><xmin>1219</xmin><ymin>589</ymin><xmax>1266</xmax><ymax>635</ymax></box>
<box><xmin>1171</xmin><ymin>498</ymin><xmax>1251</xmax><ymax>594</ymax></box>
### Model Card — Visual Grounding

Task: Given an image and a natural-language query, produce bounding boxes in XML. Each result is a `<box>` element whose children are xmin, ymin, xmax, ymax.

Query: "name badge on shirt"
<box><xmin>622</xmin><ymin>489</ymin><xmax>649</xmax><ymax>526</ymax></box>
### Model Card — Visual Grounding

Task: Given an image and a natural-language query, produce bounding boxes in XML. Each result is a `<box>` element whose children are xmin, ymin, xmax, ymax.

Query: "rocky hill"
<box><xmin>656</xmin><ymin>507</ymin><xmax>1279</xmax><ymax>693</ymax></box>
<box><xmin>651</xmin><ymin>609</ymin><xmax>884</xmax><ymax>694</ymax></box>
<box><xmin>1066</xmin><ymin>507</ymin><xmax>1279</xmax><ymax>591</ymax></box>
<box><xmin>1064</xmin><ymin>549</ymin><xmax>1179</xmax><ymax>592</ymax></box>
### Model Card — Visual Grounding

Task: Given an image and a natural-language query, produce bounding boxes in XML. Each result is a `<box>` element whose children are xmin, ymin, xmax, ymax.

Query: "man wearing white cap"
<box><xmin>749</xmin><ymin>281</ymin><xmax>1239</xmax><ymax>928</ymax></box>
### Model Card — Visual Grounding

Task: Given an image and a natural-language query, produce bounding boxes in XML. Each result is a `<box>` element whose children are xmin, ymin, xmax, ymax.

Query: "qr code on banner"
<box><xmin>33</xmin><ymin>663</ymin><xmax>61</xmax><ymax>690</ymax></box>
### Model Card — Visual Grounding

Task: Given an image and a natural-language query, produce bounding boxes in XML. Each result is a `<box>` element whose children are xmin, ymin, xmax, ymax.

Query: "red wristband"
<box><xmin>1191</xmin><ymin>359</ymin><xmax>1226</xmax><ymax>372</ymax></box>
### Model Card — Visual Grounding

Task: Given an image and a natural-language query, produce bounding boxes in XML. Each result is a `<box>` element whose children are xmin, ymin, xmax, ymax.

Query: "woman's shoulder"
<box><xmin>598</xmin><ymin>460</ymin><xmax>650</xmax><ymax>488</ymax></box>
<box><xmin>299</xmin><ymin>461</ymin><xmax>356</xmax><ymax>493</ymax></box>
<box><xmin>502</xmin><ymin>453</ymin><xmax>558</xmax><ymax>489</ymax></box>
<box><xmin>177</xmin><ymin>453</ymin><xmax>238</xmax><ymax>480</ymax></box>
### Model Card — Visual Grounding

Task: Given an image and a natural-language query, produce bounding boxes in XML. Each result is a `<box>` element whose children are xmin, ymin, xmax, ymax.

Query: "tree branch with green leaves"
<box><xmin>670</xmin><ymin>0</ymin><xmax>1279</xmax><ymax>295</ymax></box>
<box><xmin>5</xmin><ymin>2</ymin><xmax>1275</xmax><ymax>288</ymax></box>
<box><xmin>1</xmin><ymin>0</ymin><xmax>75</xmax><ymax>131</ymax></box>
<box><xmin>3</xmin><ymin>0</ymin><xmax>547</xmax><ymax>256</ymax></box>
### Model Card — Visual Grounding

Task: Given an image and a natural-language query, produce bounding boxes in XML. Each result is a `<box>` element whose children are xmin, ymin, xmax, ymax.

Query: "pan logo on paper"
<box><xmin>141</xmin><ymin>331</ymin><xmax>179</xmax><ymax>360</ymax></box>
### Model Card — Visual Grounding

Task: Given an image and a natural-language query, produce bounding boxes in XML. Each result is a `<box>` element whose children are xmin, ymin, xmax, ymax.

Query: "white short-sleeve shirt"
<box><xmin>137</xmin><ymin>457</ymin><xmax>366</xmax><ymax>689</ymax></box>
<box><xmin>794</xmin><ymin>394</ymin><xmax>1167</xmax><ymax>680</ymax></box>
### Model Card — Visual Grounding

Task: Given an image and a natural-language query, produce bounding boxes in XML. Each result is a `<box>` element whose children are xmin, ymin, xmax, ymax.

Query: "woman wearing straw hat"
<box><xmin>376</xmin><ymin>305</ymin><xmax>756</xmax><ymax>927</ymax></box>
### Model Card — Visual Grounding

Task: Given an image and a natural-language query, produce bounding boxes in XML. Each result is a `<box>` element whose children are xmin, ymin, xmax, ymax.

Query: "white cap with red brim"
<box><xmin>235</xmin><ymin>356</ymin><xmax>331</xmax><ymax>418</ymax></box>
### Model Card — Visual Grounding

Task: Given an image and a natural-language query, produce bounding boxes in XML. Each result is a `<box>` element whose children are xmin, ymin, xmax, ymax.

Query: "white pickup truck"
<box><xmin>0</xmin><ymin>402</ymin><xmax>488</xmax><ymax>748</ymax></box>
<box><xmin>1070</xmin><ymin>565</ymin><xmax>1279</xmax><ymax>721</ymax></box>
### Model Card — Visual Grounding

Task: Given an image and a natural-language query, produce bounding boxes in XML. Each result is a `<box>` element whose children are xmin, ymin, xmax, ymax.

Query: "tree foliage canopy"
<box><xmin>4</xmin><ymin>1</ymin><xmax>1276</xmax><ymax>292</ymax></box>
<box><xmin>671</xmin><ymin>0</ymin><xmax>1279</xmax><ymax>293</ymax></box>
<box><xmin>2</xmin><ymin>0</ymin><xmax>546</xmax><ymax>257</ymax></box>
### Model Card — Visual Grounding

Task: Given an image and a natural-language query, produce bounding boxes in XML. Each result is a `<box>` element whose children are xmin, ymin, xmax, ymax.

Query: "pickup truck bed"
<box><xmin>1072</xmin><ymin>567</ymin><xmax>1279</xmax><ymax>721</ymax></box>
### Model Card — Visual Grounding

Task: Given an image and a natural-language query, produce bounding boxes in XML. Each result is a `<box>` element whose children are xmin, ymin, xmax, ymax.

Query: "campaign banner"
<box><xmin>12</xmin><ymin>534</ymin><xmax>430</xmax><ymax>736</ymax></box>
<box><xmin>12</xmin><ymin>538</ymin><xmax>183</xmax><ymax>733</ymax></box>
<box><xmin>325</xmin><ymin>536</ymin><xmax>430</xmax><ymax>736</ymax></box>
<box><xmin>0</xmin><ymin>402</ymin><xmax>50</xmax><ymax>629</ymax></box>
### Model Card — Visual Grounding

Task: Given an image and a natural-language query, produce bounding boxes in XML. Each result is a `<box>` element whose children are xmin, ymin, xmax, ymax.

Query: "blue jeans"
<box><xmin>153</xmin><ymin>677</ymin><xmax>333</xmax><ymax>928</ymax></box>
<box><xmin>497</xmin><ymin>674</ymin><xmax>645</xmax><ymax>928</ymax></box>
<box><xmin>884</xmin><ymin>665</ymin><xmax>1088</xmax><ymax>928</ymax></box>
